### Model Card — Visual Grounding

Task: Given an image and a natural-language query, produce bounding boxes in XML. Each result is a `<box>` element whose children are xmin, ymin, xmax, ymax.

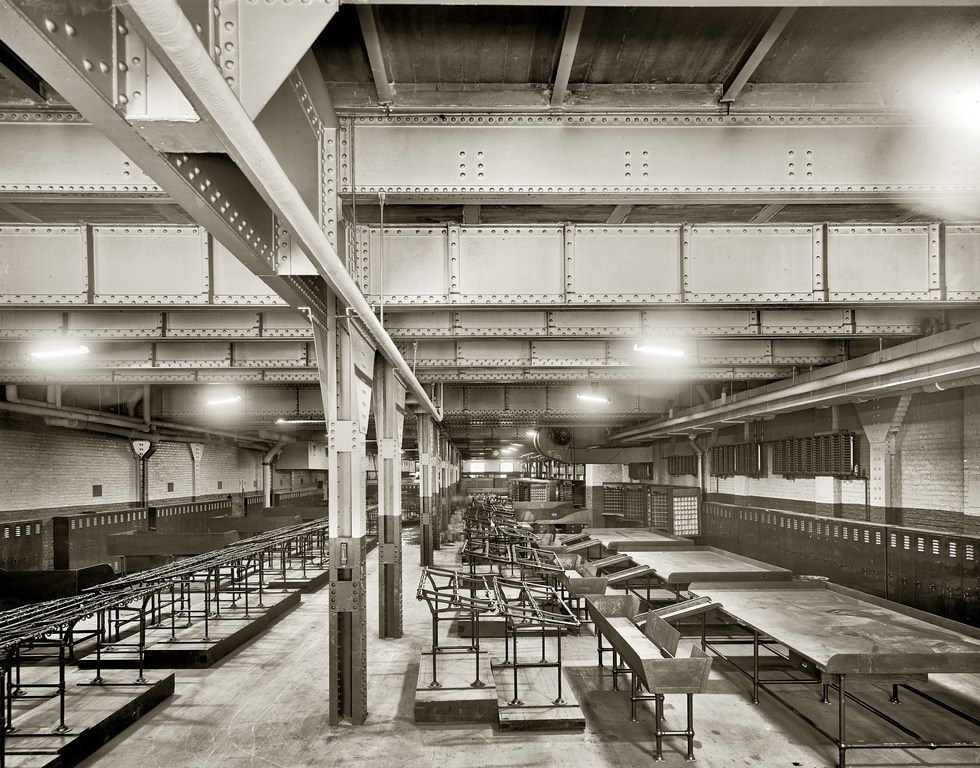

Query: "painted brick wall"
<box><xmin>196</xmin><ymin>443</ymin><xmax>261</xmax><ymax>496</ymax></box>
<box><xmin>147</xmin><ymin>442</ymin><xmax>194</xmax><ymax>501</ymax></box>
<box><xmin>894</xmin><ymin>389</ymin><xmax>963</xmax><ymax>525</ymax></box>
<box><xmin>0</xmin><ymin>418</ymin><xmax>137</xmax><ymax>518</ymax></box>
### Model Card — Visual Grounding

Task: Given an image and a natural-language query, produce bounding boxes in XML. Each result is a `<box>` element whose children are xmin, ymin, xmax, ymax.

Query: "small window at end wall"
<box><xmin>92</xmin><ymin>484</ymin><xmax>102</xmax><ymax>498</ymax></box>
<box><xmin>167</xmin><ymin>482</ymin><xmax>174</xmax><ymax>493</ymax></box>
<box><xmin>217</xmin><ymin>481</ymin><xmax>223</xmax><ymax>490</ymax></box>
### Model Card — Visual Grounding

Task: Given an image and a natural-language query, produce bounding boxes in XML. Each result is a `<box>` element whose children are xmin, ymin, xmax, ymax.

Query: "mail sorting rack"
<box><xmin>463</xmin><ymin>537</ymin><xmax>564</xmax><ymax>582</ymax></box>
<box><xmin>492</xmin><ymin>578</ymin><xmax>580</xmax><ymax>706</ymax></box>
<box><xmin>84</xmin><ymin>521</ymin><xmax>329</xmax><ymax>669</ymax></box>
<box><xmin>416</xmin><ymin>567</ymin><xmax>498</xmax><ymax>689</ymax></box>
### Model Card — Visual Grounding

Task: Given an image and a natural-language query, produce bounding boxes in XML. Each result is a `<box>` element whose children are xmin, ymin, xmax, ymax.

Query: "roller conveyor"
<box><xmin>604</xmin><ymin>564</ymin><xmax>655</xmax><ymax>586</ymax></box>
<box><xmin>586</xmin><ymin>553</ymin><xmax>632</xmax><ymax>573</ymax></box>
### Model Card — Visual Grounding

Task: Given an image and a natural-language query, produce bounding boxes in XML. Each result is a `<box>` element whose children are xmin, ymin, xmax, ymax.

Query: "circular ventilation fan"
<box><xmin>550</xmin><ymin>428</ymin><xmax>572</xmax><ymax>446</ymax></box>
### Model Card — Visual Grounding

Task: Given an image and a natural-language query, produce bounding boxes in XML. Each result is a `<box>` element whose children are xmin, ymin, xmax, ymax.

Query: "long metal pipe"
<box><xmin>613</xmin><ymin>330</ymin><xmax>980</xmax><ymax>442</ymax></box>
<box><xmin>0</xmin><ymin>399</ymin><xmax>282</xmax><ymax>450</ymax></box>
<box><xmin>122</xmin><ymin>0</ymin><xmax>441</xmax><ymax>421</ymax></box>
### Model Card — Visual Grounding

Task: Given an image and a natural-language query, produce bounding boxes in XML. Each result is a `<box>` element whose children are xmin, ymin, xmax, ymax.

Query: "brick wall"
<box><xmin>147</xmin><ymin>442</ymin><xmax>263</xmax><ymax>501</ymax></box>
<box><xmin>894</xmin><ymin>389</ymin><xmax>964</xmax><ymax>528</ymax></box>
<box><xmin>0</xmin><ymin>418</ymin><xmax>278</xmax><ymax>567</ymax></box>
<box><xmin>272</xmin><ymin>469</ymin><xmax>326</xmax><ymax>492</ymax></box>
<box><xmin>0</xmin><ymin>418</ymin><xmax>138</xmax><ymax>519</ymax></box>
<box><xmin>650</xmin><ymin>390</ymin><xmax>980</xmax><ymax>536</ymax></box>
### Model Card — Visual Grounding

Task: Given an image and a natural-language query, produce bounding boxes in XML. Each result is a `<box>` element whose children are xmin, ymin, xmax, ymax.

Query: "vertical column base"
<box><xmin>379</xmin><ymin>514</ymin><xmax>403</xmax><ymax>639</ymax></box>
<box><xmin>329</xmin><ymin>535</ymin><xmax>368</xmax><ymax>725</ymax></box>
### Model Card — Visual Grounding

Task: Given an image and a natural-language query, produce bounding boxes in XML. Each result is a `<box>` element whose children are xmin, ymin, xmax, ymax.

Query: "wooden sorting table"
<box><xmin>582</xmin><ymin>528</ymin><xmax>693</xmax><ymax>553</ymax></box>
<box><xmin>625</xmin><ymin>547</ymin><xmax>792</xmax><ymax>593</ymax></box>
<box><xmin>688</xmin><ymin>580</ymin><xmax>980</xmax><ymax>768</ymax></box>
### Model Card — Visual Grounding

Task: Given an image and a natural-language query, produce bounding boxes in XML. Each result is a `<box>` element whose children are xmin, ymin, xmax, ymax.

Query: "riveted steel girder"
<box><xmin>355</xmin><ymin>223</ymin><xmax>980</xmax><ymax>306</ymax></box>
<box><xmin>0</xmin><ymin>305</ymin><xmax>972</xmax><ymax>342</ymax></box>
<box><xmin>342</xmin><ymin>118</ymin><xmax>980</xmax><ymax>208</ymax></box>
<box><xmin>0</xmin><ymin>336</ymin><xmax>838</xmax><ymax>378</ymax></box>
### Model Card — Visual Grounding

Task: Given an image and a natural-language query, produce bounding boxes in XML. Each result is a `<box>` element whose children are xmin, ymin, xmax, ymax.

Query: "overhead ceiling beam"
<box><xmin>356</xmin><ymin>5</ymin><xmax>395</xmax><ymax>105</ymax></box>
<box><xmin>606</xmin><ymin>204</ymin><xmax>632</xmax><ymax>224</ymax></box>
<box><xmin>462</xmin><ymin>204</ymin><xmax>481</xmax><ymax>225</ymax></box>
<box><xmin>341</xmin><ymin>118</ymin><xmax>980</xmax><ymax>209</ymax></box>
<box><xmin>749</xmin><ymin>203</ymin><xmax>784</xmax><ymax>223</ymax></box>
<box><xmin>550</xmin><ymin>7</ymin><xmax>586</xmax><ymax>108</ymax></box>
<box><xmin>0</xmin><ymin>201</ymin><xmax>40</xmax><ymax>222</ymax></box>
<box><xmin>720</xmin><ymin>7</ymin><xmax>797</xmax><ymax>104</ymax></box>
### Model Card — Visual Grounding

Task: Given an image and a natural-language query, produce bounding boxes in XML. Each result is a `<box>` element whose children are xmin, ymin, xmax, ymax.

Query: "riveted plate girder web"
<box><xmin>357</xmin><ymin>224</ymin><xmax>980</xmax><ymax>305</ymax></box>
<box><xmin>342</xmin><ymin>121</ymin><xmax>980</xmax><ymax>207</ymax></box>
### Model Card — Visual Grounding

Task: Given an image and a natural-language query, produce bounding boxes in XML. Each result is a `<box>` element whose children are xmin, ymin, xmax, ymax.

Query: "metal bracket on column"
<box><xmin>377</xmin><ymin>438</ymin><xmax>399</xmax><ymax>459</ymax></box>
<box><xmin>329</xmin><ymin>420</ymin><xmax>360</xmax><ymax>453</ymax></box>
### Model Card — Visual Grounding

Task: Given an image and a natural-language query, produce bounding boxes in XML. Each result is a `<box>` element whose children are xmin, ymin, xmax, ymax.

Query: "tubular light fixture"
<box><xmin>29</xmin><ymin>344</ymin><xmax>90</xmax><ymax>360</ymax></box>
<box><xmin>206</xmin><ymin>394</ymin><xmax>242</xmax><ymax>407</ymax></box>
<box><xmin>633</xmin><ymin>343</ymin><xmax>685</xmax><ymax>358</ymax></box>
<box><xmin>275</xmin><ymin>418</ymin><xmax>324</xmax><ymax>425</ymax></box>
<box><xmin>576</xmin><ymin>392</ymin><xmax>610</xmax><ymax>404</ymax></box>
<box><xmin>525</xmin><ymin>429</ymin><xmax>538</xmax><ymax>438</ymax></box>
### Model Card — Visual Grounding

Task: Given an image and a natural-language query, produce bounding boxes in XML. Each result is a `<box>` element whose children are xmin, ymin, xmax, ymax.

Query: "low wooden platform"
<box><xmin>77</xmin><ymin>589</ymin><xmax>301</xmax><ymax>669</ymax></box>
<box><xmin>490</xmin><ymin>658</ymin><xmax>585</xmax><ymax>732</ymax></box>
<box><xmin>266</xmin><ymin>565</ymin><xmax>329</xmax><ymax>592</ymax></box>
<box><xmin>4</xmin><ymin>670</ymin><xmax>174</xmax><ymax>768</ymax></box>
<box><xmin>414</xmin><ymin>650</ymin><xmax>497</xmax><ymax>724</ymax></box>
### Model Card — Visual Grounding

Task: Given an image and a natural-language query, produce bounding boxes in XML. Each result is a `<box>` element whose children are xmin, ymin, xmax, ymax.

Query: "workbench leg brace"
<box><xmin>704</xmin><ymin>625</ymin><xmax>980</xmax><ymax>768</ymax></box>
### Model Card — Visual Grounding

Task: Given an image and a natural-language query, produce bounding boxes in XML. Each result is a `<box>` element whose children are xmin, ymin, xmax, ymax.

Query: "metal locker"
<box><xmin>943</xmin><ymin>538</ymin><xmax>964</xmax><ymax>621</ymax></box>
<box><xmin>868</xmin><ymin>528</ymin><xmax>888</xmax><ymax>597</ymax></box>
<box><xmin>899</xmin><ymin>532</ymin><xmax>917</xmax><ymax>607</ymax></box>
<box><xmin>961</xmin><ymin>539</ymin><xmax>978</xmax><ymax>626</ymax></box>
<box><xmin>885</xmin><ymin>531</ymin><xmax>901</xmax><ymax>602</ymax></box>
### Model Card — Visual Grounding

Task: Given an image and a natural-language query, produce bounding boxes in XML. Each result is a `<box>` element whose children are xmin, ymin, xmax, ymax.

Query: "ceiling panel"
<box><xmin>376</xmin><ymin>5</ymin><xmax>564</xmax><ymax>85</ymax></box>
<box><xmin>569</xmin><ymin>7</ymin><xmax>767</xmax><ymax>85</ymax></box>
<box><xmin>754</xmin><ymin>8</ymin><xmax>980</xmax><ymax>86</ymax></box>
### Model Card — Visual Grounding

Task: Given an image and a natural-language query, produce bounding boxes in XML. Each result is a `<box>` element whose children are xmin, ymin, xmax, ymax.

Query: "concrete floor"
<box><xmin>78</xmin><ymin>535</ymin><xmax>980</xmax><ymax>768</ymax></box>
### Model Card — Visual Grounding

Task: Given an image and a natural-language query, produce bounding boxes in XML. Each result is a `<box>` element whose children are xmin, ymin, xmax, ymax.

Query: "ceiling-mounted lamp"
<box><xmin>206</xmin><ymin>394</ymin><xmax>242</xmax><ymax>407</ymax></box>
<box><xmin>275</xmin><ymin>418</ymin><xmax>323</xmax><ymax>425</ymax></box>
<box><xmin>633</xmin><ymin>342</ymin><xmax>685</xmax><ymax>359</ymax></box>
<box><xmin>29</xmin><ymin>344</ymin><xmax>90</xmax><ymax>360</ymax></box>
<box><xmin>576</xmin><ymin>392</ymin><xmax>610</xmax><ymax>404</ymax></box>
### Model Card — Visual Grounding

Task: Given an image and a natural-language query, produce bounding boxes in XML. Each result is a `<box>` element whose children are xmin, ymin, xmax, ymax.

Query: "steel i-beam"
<box><xmin>373</xmin><ymin>358</ymin><xmax>405</xmax><ymax>638</ymax></box>
<box><xmin>417</xmin><ymin>413</ymin><xmax>436</xmax><ymax>567</ymax></box>
<box><xmin>317</xmin><ymin>291</ymin><xmax>371</xmax><ymax>725</ymax></box>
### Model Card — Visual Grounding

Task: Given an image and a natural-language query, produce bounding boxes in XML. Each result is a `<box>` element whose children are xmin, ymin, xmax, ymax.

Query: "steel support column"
<box><xmin>373</xmin><ymin>358</ymin><xmax>405</xmax><ymax>638</ymax></box>
<box><xmin>315</xmin><ymin>290</ymin><xmax>373</xmax><ymax>725</ymax></box>
<box><xmin>417</xmin><ymin>414</ymin><xmax>436</xmax><ymax>566</ymax></box>
<box><xmin>856</xmin><ymin>395</ymin><xmax>913</xmax><ymax>522</ymax></box>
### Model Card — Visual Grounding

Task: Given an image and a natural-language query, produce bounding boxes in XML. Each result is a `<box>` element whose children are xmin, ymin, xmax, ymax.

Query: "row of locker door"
<box><xmin>702</xmin><ymin>503</ymin><xmax>980</xmax><ymax>627</ymax></box>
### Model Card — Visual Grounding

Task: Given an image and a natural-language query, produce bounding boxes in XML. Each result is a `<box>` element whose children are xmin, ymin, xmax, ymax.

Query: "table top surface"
<box><xmin>584</xmin><ymin>528</ymin><xmax>692</xmax><ymax>549</ymax></box>
<box><xmin>626</xmin><ymin>547</ymin><xmax>791</xmax><ymax>584</ymax></box>
<box><xmin>688</xmin><ymin>582</ymin><xmax>980</xmax><ymax>675</ymax></box>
